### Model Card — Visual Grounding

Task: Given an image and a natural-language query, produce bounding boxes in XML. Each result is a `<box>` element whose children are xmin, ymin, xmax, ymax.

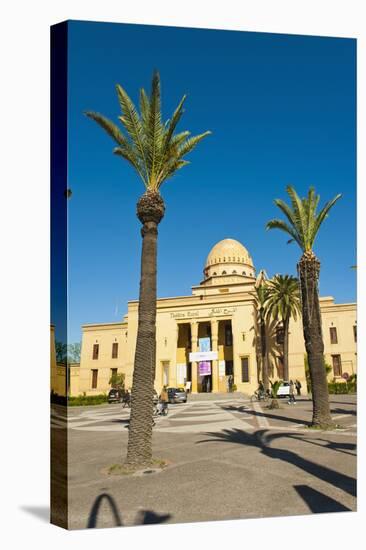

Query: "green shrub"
<box><xmin>328</xmin><ymin>382</ymin><xmax>357</xmax><ymax>395</ymax></box>
<box><xmin>68</xmin><ymin>394</ymin><xmax>109</xmax><ymax>406</ymax></box>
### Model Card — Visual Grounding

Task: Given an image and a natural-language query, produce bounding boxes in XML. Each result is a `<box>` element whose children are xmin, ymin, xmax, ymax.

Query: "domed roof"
<box><xmin>205</xmin><ymin>238</ymin><xmax>254</xmax><ymax>268</ymax></box>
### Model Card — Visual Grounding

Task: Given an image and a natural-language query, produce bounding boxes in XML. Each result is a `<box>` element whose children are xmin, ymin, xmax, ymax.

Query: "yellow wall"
<box><xmin>77</xmin><ymin>322</ymin><xmax>128</xmax><ymax>396</ymax></box>
<box><xmin>78</xmin><ymin>294</ymin><xmax>356</xmax><ymax>397</ymax></box>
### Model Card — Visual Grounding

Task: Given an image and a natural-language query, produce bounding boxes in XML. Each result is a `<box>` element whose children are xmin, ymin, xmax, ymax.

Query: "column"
<box><xmin>211</xmin><ymin>319</ymin><xmax>219</xmax><ymax>392</ymax></box>
<box><xmin>191</xmin><ymin>321</ymin><xmax>198</xmax><ymax>393</ymax></box>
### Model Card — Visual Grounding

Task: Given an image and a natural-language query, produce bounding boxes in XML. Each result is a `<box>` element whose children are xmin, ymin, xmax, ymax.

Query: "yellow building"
<box><xmin>77</xmin><ymin>239</ymin><xmax>357</xmax><ymax>397</ymax></box>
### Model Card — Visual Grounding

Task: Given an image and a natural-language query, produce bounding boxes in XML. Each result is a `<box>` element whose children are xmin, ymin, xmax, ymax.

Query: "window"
<box><xmin>91</xmin><ymin>369</ymin><xmax>98</xmax><ymax>389</ymax></box>
<box><xmin>353</xmin><ymin>325</ymin><xmax>357</xmax><ymax>343</ymax></box>
<box><xmin>222</xmin><ymin>270</ymin><xmax>227</xmax><ymax>275</ymax></box>
<box><xmin>92</xmin><ymin>343</ymin><xmax>99</xmax><ymax>360</ymax></box>
<box><xmin>329</xmin><ymin>327</ymin><xmax>338</xmax><ymax>344</ymax></box>
<box><xmin>225</xmin><ymin>360</ymin><xmax>233</xmax><ymax>376</ymax></box>
<box><xmin>242</xmin><ymin>271</ymin><xmax>246</xmax><ymax>275</ymax></box>
<box><xmin>232</xmin><ymin>270</ymin><xmax>237</xmax><ymax>274</ymax></box>
<box><xmin>110</xmin><ymin>368</ymin><xmax>117</xmax><ymax>381</ymax></box>
<box><xmin>332</xmin><ymin>354</ymin><xmax>342</xmax><ymax>376</ymax></box>
<box><xmin>241</xmin><ymin>357</ymin><xmax>249</xmax><ymax>382</ymax></box>
<box><xmin>112</xmin><ymin>342</ymin><xmax>118</xmax><ymax>358</ymax></box>
<box><xmin>225</xmin><ymin>323</ymin><xmax>233</xmax><ymax>346</ymax></box>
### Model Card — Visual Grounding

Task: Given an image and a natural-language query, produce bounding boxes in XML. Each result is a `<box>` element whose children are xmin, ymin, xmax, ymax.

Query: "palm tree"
<box><xmin>251</xmin><ymin>282</ymin><xmax>270</xmax><ymax>392</ymax></box>
<box><xmin>265</xmin><ymin>274</ymin><xmax>301</xmax><ymax>381</ymax></box>
<box><xmin>85</xmin><ymin>71</ymin><xmax>211</xmax><ymax>466</ymax></box>
<box><xmin>266</xmin><ymin>186</ymin><xmax>341</xmax><ymax>428</ymax></box>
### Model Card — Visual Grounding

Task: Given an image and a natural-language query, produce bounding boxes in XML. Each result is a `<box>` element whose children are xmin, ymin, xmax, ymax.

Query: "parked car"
<box><xmin>167</xmin><ymin>387</ymin><xmax>187</xmax><ymax>404</ymax></box>
<box><xmin>108</xmin><ymin>388</ymin><xmax>123</xmax><ymax>403</ymax></box>
<box><xmin>276</xmin><ymin>381</ymin><xmax>291</xmax><ymax>398</ymax></box>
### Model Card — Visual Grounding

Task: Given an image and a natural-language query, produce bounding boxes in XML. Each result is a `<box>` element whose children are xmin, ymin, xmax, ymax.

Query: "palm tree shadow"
<box><xmin>197</xmin><ymin>428</ymin><xmax>356</xmax><ymax>497</ymax></box>
<box><xmin>87</xmin><ymin>493</ymin><xmax>172</xmax><ymax>528</ymax></box>
<box><xmin>87</xmin><ymin>493</ymin><xmax>123</xmax><ymax>528</ymax></box>
<box><xmin>221</xmin><ymin>404</ymin><xmax>310</xmax><ymax>426</ymax></box>
<box><xmin>135</xmin><ymin>510</ymin><xmax>172</xmax><ymax>525</ymax></box>
<box><xmin>294</xmin><ymin>485</ymin><xmax>352</xmax><ymax>513</ymax></box>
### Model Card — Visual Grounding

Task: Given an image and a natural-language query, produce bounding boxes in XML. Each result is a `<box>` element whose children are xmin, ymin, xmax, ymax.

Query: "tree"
<box><xmin>269</xmin><ymin>379</ymin><xmax>282</xmax><ymax>409</ymax></box>
<box><xmin>304</xmin><ymin>354</ymin><xmax>332</xmax><ymax>393</ymax></box>
<box><xmin>265</xmin><ymin>275</ymin><xmax>301</xmax><ymax>381</ymax></box>
<box><xmin>86</xmin><ymin>71</ymin><xmax>210</xmax><ymax>466</ymax></box>
<box><xmin>266</xmin><ymin>186</ymin><xmax>341</xmax><ymax>428</ymax></box>
<box><xmin>55</xmin><ymin>341</ymin><xmax>67</xmax><ymax>363</ymax></box>
<box><xmin>109</xmin><ymin>372</ymin><xmax>125</xmax><ymax>389</ymax></box>
<box><xmin>67</xmin><ymin>342</ymin><xmax>81</xmax><ymax>363</ymax></box>
<box><xmin>251</xmin><ymin>283</ymin><xmax>270</xmax><ymax>392</ymax></box>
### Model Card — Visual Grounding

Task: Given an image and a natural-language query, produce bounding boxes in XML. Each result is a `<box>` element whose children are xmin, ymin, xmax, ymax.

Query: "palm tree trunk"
<box><xmin>260</xmin><ymin>313</ymin><xmax>269</xmax><ymax>391</ymax></box>
<box><xmin>283</xmin><ymin>317</ymin><xmax>289</xmax><ymax>381</ymax></box>
<box><xmin>126</xmin><ymin>191</ymin><xmax>165</xmax><ymax>467</ymax></box>
<box><xmin>298</xmin><ymin>251</ymin><xmax>334</xmax><ymax>428</ymax></box>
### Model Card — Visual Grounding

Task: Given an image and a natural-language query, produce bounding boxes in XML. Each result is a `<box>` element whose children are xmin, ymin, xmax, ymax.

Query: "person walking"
<box><xmin>288</xmin><ymin>380</ymin><xmax>296</xmax><ymax>404</ymax></box>
<box><xmin>159</xmin><ymin>385</ymin><xmax>169</xmax><ymax>414</ymax></box>
<box><xmin>295</xmin><ymin>379</ymin><xmax>302</xmax><ymax>396</ymax></box>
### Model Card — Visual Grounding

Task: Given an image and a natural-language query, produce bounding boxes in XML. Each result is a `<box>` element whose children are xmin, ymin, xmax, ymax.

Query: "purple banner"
<box><xmin>198</xmin><ymin>361</ymin><xmax>211</xmax><ymax>375</ymax></box>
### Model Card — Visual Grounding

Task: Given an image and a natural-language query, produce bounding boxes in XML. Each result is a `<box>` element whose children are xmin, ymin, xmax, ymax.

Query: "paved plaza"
<box><xmin>51</xmin><ymin>394</ymin><xmax>357</xmax><ymax>529</ymax></box>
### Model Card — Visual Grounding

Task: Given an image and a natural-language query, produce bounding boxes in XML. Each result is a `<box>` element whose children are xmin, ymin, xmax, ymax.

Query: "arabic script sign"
<box><xmin>171</xmin><ymin>307</ymin><xmax>236</xmax><ymax>320</ymax></box>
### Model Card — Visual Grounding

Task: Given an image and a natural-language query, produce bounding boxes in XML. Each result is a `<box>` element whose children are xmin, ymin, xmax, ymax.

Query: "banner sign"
<box><xmin>189</xmin><ymin>351</ymin><xmax>218</xmax><ymax>362</ymax></box>
<box><xmin>176</xmin><ymin>363</ymin><xmax>187</xmax><ymax>385</ymax></box>
<box><xmin>199</xmin><ymin>337</ymin><xmax>211</xmax><ymax>352</ymax></box>
<box><xmin>219</xmin><ymin>360</ymin><xmax>226</xmax><ymax>377</ymax></box>
<box><xmin>198</xmin><ymin>361</ymin><xmax>211</xmax><ymax>375</ymax></box>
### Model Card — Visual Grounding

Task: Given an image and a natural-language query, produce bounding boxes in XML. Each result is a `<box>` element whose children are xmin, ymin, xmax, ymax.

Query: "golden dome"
<box><xmin>204</xmin><ymin>238</ymin><xmax>255</xmax><ymax>279</ymax></box>
<box><xmin>206</xmin><ymin>238</ymin><xmax>253</xmax><ymax>266</ymax></box>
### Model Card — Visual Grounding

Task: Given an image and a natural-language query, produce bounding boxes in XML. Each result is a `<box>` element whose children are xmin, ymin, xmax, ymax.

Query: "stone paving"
<box><xmin>51</xmin><ymin>394</ymin><xmax>357</xmax><ymax>529</ymax></box>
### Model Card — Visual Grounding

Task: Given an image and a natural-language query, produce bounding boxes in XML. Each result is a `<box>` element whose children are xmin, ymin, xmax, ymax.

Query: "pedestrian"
<box><xmin>288</xmin><ymin>380</ymin><xmax>296</xmax><ymax>404</ymax></box>
<box><xmin>159</xmin><ymin>385</ymin><xmax>169</xmax><ymax>414</ymax></box>
<box><xmin>228</xmin><ymin>374</ymin><xmax>234</xmax><ymax>392</ymax></box>
<box><xmin>295</xmin><ymin>379</ymin><xmax>302</xmax><ymax>396</ymax></box>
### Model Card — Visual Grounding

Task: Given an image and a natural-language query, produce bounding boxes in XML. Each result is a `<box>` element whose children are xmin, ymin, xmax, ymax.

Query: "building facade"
<box><xmin>76</xmin><ymin>239</ymin><xmax>357</xmax><ymax>397</ymax></box>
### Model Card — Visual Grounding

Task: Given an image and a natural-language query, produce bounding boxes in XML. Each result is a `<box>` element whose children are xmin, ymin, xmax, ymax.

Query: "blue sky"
<box><xmin>64</xmin><ymin>20</ymin><xmax>356</xmax><ymax>344</ymax></box>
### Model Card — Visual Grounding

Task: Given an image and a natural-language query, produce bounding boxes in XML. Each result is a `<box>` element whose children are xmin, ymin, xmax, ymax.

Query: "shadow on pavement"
<box><xmin>197</xmin><ymin>428</ymin><xmax>356</xmax><ymax>498</ymax></box>
<box><xmin>330</xmin><ymin>408</ymin><xmax>356</xmax><ymax>416</ymax></box>
<box><xmin>87</xmin><ymin>493</ymin><xmax>123</xmax><ymax>528</ymax></box>
<box><xmin>87</xmin><ymin>492</ymin><xmax>172</xmax><ymax>528</ymax></box>
<box><xmin>221</xmin><ymin>404</ymin><xmax>309</xmax><ymax>426</ymax></box>
<box><xmin>294</xmin><ymin>485</ymin><xmax>352</xmax><ymax>513</ymax></box>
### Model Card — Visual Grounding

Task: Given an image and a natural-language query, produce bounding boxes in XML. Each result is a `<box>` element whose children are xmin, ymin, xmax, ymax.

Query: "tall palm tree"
<box><xmin>252</xmin><ymin>282</ymin><xmax>270</xmax><ymax>392</ymax></box>
<box><xmin>85</xmin><ymin>71</ymin><xmax>210</xmax><ymax>466</ymax></box>
<box><xmin>265</xmin><ymin>274</ymin><xmax>301</xmax><ymax>381</ymax></box>
<box><xmin>266</xmin><ymin>186</ymin><xmax>341</xmax><ymax>428</ymax></box>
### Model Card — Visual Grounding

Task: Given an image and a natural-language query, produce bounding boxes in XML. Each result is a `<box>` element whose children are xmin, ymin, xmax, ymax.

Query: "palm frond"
<box><xmin>84</xmin><ymin>111</ymin><xmax>130</xmax><ymax>148</ymax></box>
<box><xmin>286</xmin><ymin>186</ymin><xmax>308</xmax><ymax>248</ymax></box>
<box><xmin>311</xmin><ymin>193</ymin><xmax>342</xmax><ymax>246</ymax></box>
<box><xmin>139</xmin><ymin>88</ymin><xmax>150</xmax><ymax>129</ymax></box>
<box><xmin>146</xmin><ymin>71</ymin><xmax>164</xmax><ymax>189</ymax></box>
<box><xmin>113</xmin><ymin>146</ymin><xmax>146</xmax><ymax>184</ymax></box>
<box><xmin>266</xmin><ymin>219</ymin><xmax>303</xmax><ymax>249</ymax></box>
<box><xmin>176</xmin><ymin>132</ymin><xmax>212</xmax><ymax>159</ymax></box>
<box><xmin>116</xmin><ymin>84</ymin><xmax>148</xmax><ymax>183</ymax></box>
<box><xmin>273</xmin><ymin>198</ymin><xmax>303</xmax><ymax>247</ymax></box>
